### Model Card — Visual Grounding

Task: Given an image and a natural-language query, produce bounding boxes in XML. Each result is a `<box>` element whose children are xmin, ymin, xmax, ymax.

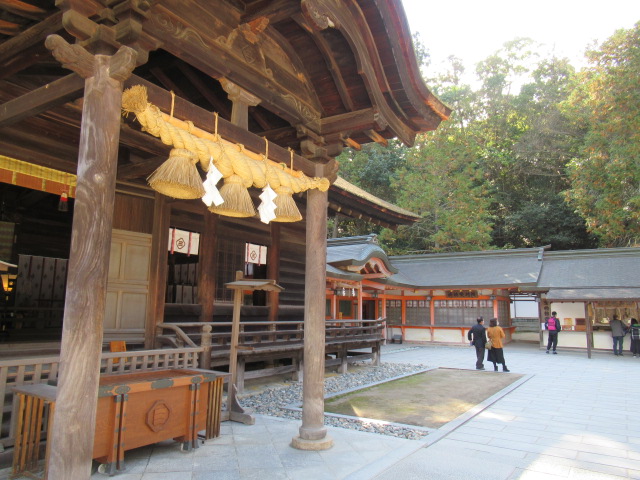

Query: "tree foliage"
<box><xmin>330</xmin><ymin>27</ymin><xmax>636</xmax><ymax>252</ymax></box>
<box><xmin>564</xmin><ymin>22</ymin><xmax>640</xmax><ymax>246</ymax></box>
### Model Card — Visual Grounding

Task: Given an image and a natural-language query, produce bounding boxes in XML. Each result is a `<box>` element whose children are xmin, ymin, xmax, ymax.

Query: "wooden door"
<box><xmin>105</xmin><ymin>229</ymin><xmax>151</xmax><ymax>343</ymax></box>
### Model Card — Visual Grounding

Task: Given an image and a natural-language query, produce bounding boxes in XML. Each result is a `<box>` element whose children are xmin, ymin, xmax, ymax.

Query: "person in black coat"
<box><xmin>467</xmin><ymin>316</ymin><xmax>487</xmax><ymax>370</ymax></box>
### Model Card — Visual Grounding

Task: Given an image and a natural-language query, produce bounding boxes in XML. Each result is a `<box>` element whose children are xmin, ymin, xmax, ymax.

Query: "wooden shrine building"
<box><xmin>0</xmin><ymin>0</ymin><xmax>448</xmax><ymax>477</ymax></box>
<box><xmin>324</xmin><ymin>236</ymin><xmax>640</xmax><ymax>358</ymax></box>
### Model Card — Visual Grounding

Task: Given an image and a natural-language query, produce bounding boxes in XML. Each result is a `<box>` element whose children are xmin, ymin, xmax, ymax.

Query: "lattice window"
<box><xmin>405</xmin><ymin>299</ymin><xmax>431</xmax><ymax>325</ymax></box>
<box><xmin>386</xmin><ymin>300</ymin><xmax>402</xmax><ymax>325</ymax></box>
<box><xmin>434</xmin><ymin>299</ymin><xmax>494</xmax><ymax>326</ymax></box>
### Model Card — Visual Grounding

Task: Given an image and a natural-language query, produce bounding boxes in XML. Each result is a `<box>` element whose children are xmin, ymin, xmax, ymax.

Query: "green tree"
<box><xmin>380</xmin><ymin>59</ymin><xmax>494</xmax><ymax>254</ymax></box>
<box><xmin>564</xmin><ymin>22</ymin><xmax>640</xmax><ymax>246</ymax></box>
<box><xmin>383</xmin><ymin>130</ymin><xmax>493</xmax><ymax>253</ymax></box>
<box><xmin>473</xmin><ymin>42</ymin><xmax>594</xmax><ymax>249</ymax></box>
<box><xmin>337</xmin><ymin>141</ymin><xmax>407</xmax><ymax>203</ymax></box>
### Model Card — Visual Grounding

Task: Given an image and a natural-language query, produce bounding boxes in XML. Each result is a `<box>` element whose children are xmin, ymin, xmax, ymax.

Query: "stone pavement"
<box><xmin>2</xmin><ymin>342</ymin><xmax>638</xmax><ymax>479</ymax></box>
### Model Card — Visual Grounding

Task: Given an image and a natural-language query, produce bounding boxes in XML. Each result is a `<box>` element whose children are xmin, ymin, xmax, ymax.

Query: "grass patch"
<box><xmin>324</xmin><ymin>368</ymin><xmax>522</xmax><ymax>429</ymax></box>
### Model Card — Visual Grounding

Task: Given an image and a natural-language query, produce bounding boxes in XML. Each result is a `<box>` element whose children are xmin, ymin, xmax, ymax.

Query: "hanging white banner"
<box><xmin>168</xmin><ymin>228</ymin><xmax>200</xmax><ymax>256</ymax></box>
<box><xmin>245</xmin><ymin>243</ymin><xmax>267</xmax><ymax>265</ymax></box>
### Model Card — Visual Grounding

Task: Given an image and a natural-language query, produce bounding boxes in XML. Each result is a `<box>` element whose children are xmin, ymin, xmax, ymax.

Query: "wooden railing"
<box><xmin>0</xmin><ymin>347</ymin><xmax>202</xmax><ymax>449</ymax></box>
<box><xmin>156</xmin><ymin>319</ymin><xmax>385</xmax><ymax>390</ymax></box>
<box><xmin>156</xmin><ymin>319</ymin><xmax>383</xmax><ymax>355</ymax></box>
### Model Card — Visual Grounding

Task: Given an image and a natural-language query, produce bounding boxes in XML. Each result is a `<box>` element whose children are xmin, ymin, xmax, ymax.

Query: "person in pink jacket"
<box><xmin>545</xmin><ymin>311</ymin><xmax>561</xmax><ymax>354</ymax></box>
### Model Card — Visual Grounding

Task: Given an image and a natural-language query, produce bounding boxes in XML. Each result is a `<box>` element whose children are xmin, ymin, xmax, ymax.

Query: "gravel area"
<box><xmin>238</xmin><ymin>362</ymin><xmax>431</xmax><ymax>440</ymax></box>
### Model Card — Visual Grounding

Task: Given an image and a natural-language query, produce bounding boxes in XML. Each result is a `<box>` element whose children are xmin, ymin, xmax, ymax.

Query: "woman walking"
<box><xmin>487</xmin><ymin>318</ymin><xmax>510</xmax><ymax>372</ymax></box>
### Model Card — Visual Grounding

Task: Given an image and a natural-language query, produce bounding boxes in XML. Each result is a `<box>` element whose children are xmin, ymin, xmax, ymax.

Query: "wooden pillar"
<box><xmin>585</xmin><ymin>302</ymin><xmax>593</xmax><ymax>359</ymax></box>
<box><xmin>538</xmin><ymin>297</ymin><xmax>545</xmax><ymax>348</ymax></box>
<box><xmin>268</xmin><ymin>223</ymin><xmax>280</xmax><ymax>322</ymax></box>
<box><xmin>220</xmin><ymin>79</ymin><xmax>261</xmax><ymax>130</ymax></box>
<box><xmin>44</xmin><ymin>35</ymin><xmax>136</xmax><ymax>479</ymax></box>
<box><xmin>292</xmin><ymin>188</ymin><xmax>333</xmax><ymax>450</ymax></box>
<box><xmin>198</xmin><ymin>212</ymin><xmax>217</xmax><ymax>322</ymax></box>
<box><xmin>147</xmin><ymin>194</ymin><xmax>170</xmax><ymax>348</ymax></box>
<box><xmin>197</xmin><ymin>212</ymin><xmax>217</xmax><ymax>369</ymax></box>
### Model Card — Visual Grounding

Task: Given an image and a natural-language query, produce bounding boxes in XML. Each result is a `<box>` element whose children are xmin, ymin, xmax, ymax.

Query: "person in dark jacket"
<box><xmin>610</xmin><ymin>314</ymin><xmax>627</xmax><ymax>356</ymax></box>
<box><xmin>545</xmin><ymin>311</ymin><xmax>562</xmax><ymax>354</ymax></box>
<box><xmin>629</xmin><ymin>318</ymin><xmax>640</xmax><ymax>358</ymax></box>
<box><xmin>467</xmin><ymin>316</ymin><xmax>487</xmax><ymax>370</ymax></box>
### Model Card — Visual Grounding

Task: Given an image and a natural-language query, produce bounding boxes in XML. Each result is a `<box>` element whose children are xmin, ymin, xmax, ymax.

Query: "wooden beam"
<box><xmin>0</xmin><ymin>73</ymin><xmax>85</xmax><ymax>127</ymax></box>
<box><xmin>119</xmin><ymin>122</ymin><xmax>170</xmax><ymax>156</ymax></box>
<box><xmin>365</xmin><ymin>129</ymin><xmax>388</xmax><ymax>147</ymax></box>
<box><xmin>0</xmin><ymin>11</ymin><xmax>62</xmax><ymax>66</ymax></box>
<box><xmin>0</xmin><ymin>124</ymin><xmax>79</xmax><ymax>168</ymax></box>
<box><xmin>123</xmin><ymin>75</ymin><xmax>334</xmax><ymax>175</ymax></box>
<box><xmin>320</xmin><ymin>108</ymin><xmax>382</xmax><ymax>136</ymax></box>
<box><xmin>116</xmin><ymin>155</ymin><xmax>165</xmax><ymax>180</ymax></box>
<box><xmin>343</xmin><ymin>137</ymin><xmax>361</xmax><ymax>150</ymax></box>
<box><xmin>0</xmin><ymin>131</ymin><xmax>77</xmax><ymax>172</ymax></box>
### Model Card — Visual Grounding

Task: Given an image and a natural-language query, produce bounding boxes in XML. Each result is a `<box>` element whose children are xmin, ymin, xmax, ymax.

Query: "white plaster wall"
<box><xmin>542</xmin><ymin>330</ymin><xmax>616</xmax><ymax>350</ymax></box>
<box><xmin>404</xmin><ymin>328</ymin><xmax>431</xmax><ymax>342</ymax></box>
<box><xmin>513</xmin><ymin>332</ymin><xmax>539</xmax><ymax>342</ymax></box>
<box><xmin>594</xmin><ymin>331</ymin><xmax>615</xmax><ymax>350</ymax></box>
<box><xmin>511</xmin><ymin>299</ymin><xmax>538</xmax><ymax>317</ymax></box>
<box><xmin>433</xmin><ymin>328</ymin><xmax>466</xmax><ymax>343</ymax></box>
<box><xmin>549</xmin><ymin>302</ymin><xmax>587</xmax><ymax>327</ymax></box>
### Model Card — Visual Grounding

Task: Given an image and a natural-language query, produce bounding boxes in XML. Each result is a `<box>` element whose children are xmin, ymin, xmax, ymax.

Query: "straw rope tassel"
<box><xmin>209</xmin><ymin>174</ymin><xmax>257</xmax><ymax>217</ymax></box>
<box><xmin>147</xmin><ymin>148</ymin><xmax>205</xmax><ymax>199</ymax></box>
<box><xmin>272</xmin><ymin>149</ymin><xmax>302</xmax><ymax>222</ymax></box>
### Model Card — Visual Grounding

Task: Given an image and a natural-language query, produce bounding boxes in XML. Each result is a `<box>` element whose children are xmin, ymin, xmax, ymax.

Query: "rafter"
<box><xmin>0</xmin><ymin>19</ymin><xmax>21</xmax><ymax>36</ymax></box>
<box><xmin>149</xmin><ymin>66</ymin><xmax>190</xmax><ymax>99</ymax></box>
<box><xmin>241</xmin><ymin>0</ymin><xmax>301</xmax><ymax>24</ymax></box>
<box><xmin>293</xmin><ymin>13</ymin><xmax>354</xmax><ymax>112</ymax></box>
<box><xmin>0</xmin><ymin>11</ymin><xmax>62</xmax><ymax>66</ymax></box>
<box><xmin>0</xmin><ymin>0</ymin><xmax>48</xmax><ymax>21</ymax></box>
<box><xmin>177</xmin><ymin>64</ymin><xmax>231</xmax><ymax>119</ymax></box>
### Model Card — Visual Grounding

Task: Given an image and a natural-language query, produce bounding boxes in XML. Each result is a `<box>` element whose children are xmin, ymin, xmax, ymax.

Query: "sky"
<box><xmin>401</xmin><ymin>0</ymin><xmax>640</xmax><ymax>76</ymax></box>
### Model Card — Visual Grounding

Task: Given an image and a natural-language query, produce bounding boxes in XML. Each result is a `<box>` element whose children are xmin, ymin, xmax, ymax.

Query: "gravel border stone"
<box><xmin>238</xmin><ymin>362</ymin><xmax>431</xmax><ymax>440</ymax></box>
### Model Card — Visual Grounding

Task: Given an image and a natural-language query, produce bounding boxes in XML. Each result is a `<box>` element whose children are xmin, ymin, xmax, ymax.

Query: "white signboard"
<box><xmin>245</xmin><ymin>243</ymin><xmax>267</xmax><ymax>265</ymax></box>
<box><xmin>168</xmin><ymin>228</ymin><xmax>200</xmax><ymax>256</ymax></box>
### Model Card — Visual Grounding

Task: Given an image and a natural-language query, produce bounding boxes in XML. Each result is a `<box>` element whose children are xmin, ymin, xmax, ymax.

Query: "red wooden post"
<box><xmin>44</xmin><ymin>35</ymin><xmax>136</xmax><ymax>479</ymax></box>
<box><xmin>292</xmin><ymin>187</ymin><xmax>333</xmax><ymax>450</ymax></box>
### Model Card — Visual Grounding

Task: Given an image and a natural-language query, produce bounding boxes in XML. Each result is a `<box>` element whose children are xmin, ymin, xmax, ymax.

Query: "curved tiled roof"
<box><xmin>388</xmin><ymin>248</ymin><xmax>545</xmax><ymax>289</ymax></box>
<box><xmin>327</xmin><ymin>234</ymin><xmax>398</xmax><ymax>275</ymax></box>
